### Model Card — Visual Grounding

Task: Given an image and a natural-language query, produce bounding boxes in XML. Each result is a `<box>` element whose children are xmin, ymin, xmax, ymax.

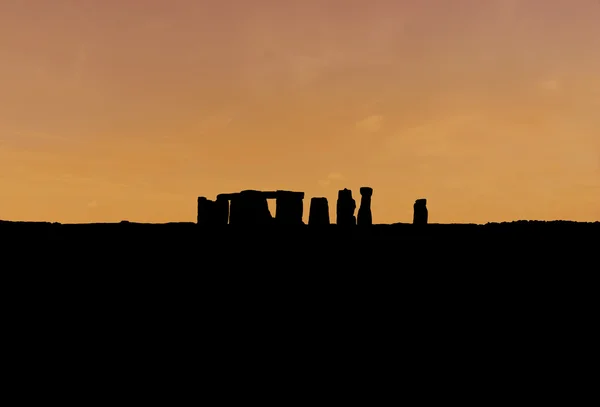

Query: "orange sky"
<box><xmin>1</xmin><ymin>0</ymin><xmax>599</xmax><ymax>224</ymax></box>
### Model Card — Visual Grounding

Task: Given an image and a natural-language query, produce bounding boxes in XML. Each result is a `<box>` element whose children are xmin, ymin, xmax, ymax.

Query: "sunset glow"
<box><xmin>1</xmin><ymin>0</ymin><xmax>599</xmax><ymax>223</ymax></box>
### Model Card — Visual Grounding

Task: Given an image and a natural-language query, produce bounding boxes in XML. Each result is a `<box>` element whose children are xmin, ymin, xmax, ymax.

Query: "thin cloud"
<box><xmin>356</xmin><ymin>115</ymin><xmax>383</xmax><ymax>133</ymax></box>
<box><xmin>0</xmin><ymin>128</ymin><xmax>84</xmax><ymax>152</ymax></box>
<box><xmin>318</xmin><ymin>172</ymin><xmax>344</xmax><ymax>187</ymax></box>
<box><xmin>538</xmin><ymin>79</ymin><xmax>560</xmax><ymax>91</ymax></box>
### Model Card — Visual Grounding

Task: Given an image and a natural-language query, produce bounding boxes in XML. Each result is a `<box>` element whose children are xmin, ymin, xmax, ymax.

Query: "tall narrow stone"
<box><xmin>357</xmin><ymin>187</ymin><xmax>373</xmax><ymax>226</ymax></box>
<box><xmin>214</xmin><ymin>196</ymin><xmax>229</xmax><ymax>225</ymax></box>
<box><xmin>336</xmin><ymin>188</ymin><xmax>356</xmax><ymax>226</ymax></box>
<box><xmin>308</xmin><ymin>197</ymin><xmax>330</xmax><ymax>226</ymax></box>
<box><xmin>230</xmin><ymin>190</ymin><xmax>272</xmax><ymax>226</ymax></box>
<box><xmin>197</xmin><ymin>197</ymin><xmax>215</xmax><ymax>226</ymax></box>
<box><xmin>228</xmin><ymin>194</ymin><xmax>242</xmax><ymax>225</ymax></box>
<box><xmin>413</xmin><ymin>198</ymin><xmax>428</xmax><ymax>225</ymax></box>
<box><xmin>275</xmin><ymin>191</ymin><xmax>305</xmax><ymax>225</ymax></box>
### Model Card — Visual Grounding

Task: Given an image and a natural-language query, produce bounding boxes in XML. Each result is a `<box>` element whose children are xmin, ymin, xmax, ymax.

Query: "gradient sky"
<box><xmin>1</xmin><ymin>0</ymin><xmax>599</xmax><ymax>224</ymax></box>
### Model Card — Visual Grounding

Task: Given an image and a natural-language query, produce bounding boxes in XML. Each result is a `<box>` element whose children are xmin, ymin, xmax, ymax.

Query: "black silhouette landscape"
<box><xmin>4</xmin><ymin>186</ymin><xmax>597</xmax><ymax>364</ymax></box>
<box><xmin>3</xmin><ymin>186</ymin><xmax>598</xmax><ymax>270</ymax></box>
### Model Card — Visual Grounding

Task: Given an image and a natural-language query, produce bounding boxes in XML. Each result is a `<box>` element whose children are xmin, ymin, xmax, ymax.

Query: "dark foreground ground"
<box><xmin>2</xmin><ymin>219</ymin><xmax>598</xmax><ymax>266</ymax></box>
<box><xmin>2</xmin><ymin>219</ymin><xmax>597</xmax><ymax>391</ymax></box>
<box><xmin>4</xmin><ymin>219</ymin><xmax>596</xmax><ymax>314</ymax></box>
<box><xmin>4</xmin><ymin>218</ymin><xmax>597</xmax><ymax>300</ymax></box>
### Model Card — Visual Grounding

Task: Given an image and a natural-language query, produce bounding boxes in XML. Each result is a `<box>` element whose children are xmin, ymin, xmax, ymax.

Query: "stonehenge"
<box><xmin>357</xmin><ymin>187</ymin><xmax>373</xmax><ymax>226</ymax></box>
<box><xmin>413</xmin><ymin>198</ymin><xmax>428</xmax><ymax>225</ymax></box>
<box><xmin>228</xmin><ymin>190</ymin><xmax>272</xmax><ymax>225</ymax></box>
<box><xmin>198</xmin><ymin>186</ymin><xmax>401</xmax><ymax>227</ymax></box>
<box><xmin>197</xmin><ymin>197</ymin><xmax>214</xmax><ymax>226</ymax></box>
<box><xmin>275</xmin><ymin>191</ymin><xmax>304</xmax><ymax>225</ymax></box>
<box><xmin>214</xmin><ymin>195</ymin><xmax>229</xmax><ymax>225</ymax></box>
<box><xmin>197</xmin><ymin>190</ymin><xmax>304</xmax><ymax>226</ymax></box>
<box><xmin>197</xmin><ymin>196</ymin><xmax>230</xmax><ymax>226</ymax></box>
<box><xmin>336</xmin><ymin>188</ymin><xmax>356</xmax><ymax>226</ymax></box>
<box><xmin>308</xmin><ymin>197</ymin><xmax>330</xmax><ymax>226</ymax></box>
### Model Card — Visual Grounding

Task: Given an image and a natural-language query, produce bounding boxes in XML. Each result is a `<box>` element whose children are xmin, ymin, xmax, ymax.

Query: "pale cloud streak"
<box><xmin>318</xmin><ymin>172</ymin><xmax>344</xmax><ymax>188</ymax></box>
<box><xmin>356</xmin><ymin>115</ymin><xmax>383</xmax><ymax>133</ymax></box>
<box><xmin>538</xmin><ymin>78</ymin><xmax>560</xmax><ymax>91</ymax></box>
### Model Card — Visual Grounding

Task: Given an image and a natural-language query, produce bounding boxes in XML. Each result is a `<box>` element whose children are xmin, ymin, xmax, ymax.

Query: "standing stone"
<box><xmin>228</xmin><ymin>194</ymin><xmax>242</xmax><ymax>225</ymax></box>
<box><xmin>197</xmin><ymin>197</ymin><xmax>215</xmax><ymax>226</ymax></box>
<box><xmin>357</xmin><ymin>187</ymin><xmax>373</xmax><ymax>226</ymax></box>
<box><xmin>230</xmin><ymin>190</ymin><xmax>272</xmax><ymax>226</ymax></box>
<box><xmin>413</xmin><ymin>199</ymin><xmax>428</xmax><ymax>225</ymax></box>
<box><xmin>275</xmin><ymin>191</ymin><xmax>304</xmax><ymax>225</ymax></box>
<box><xmin>308</xmin><ymin>197</ymin><xmax>330</xmax><ymax>226</ymax></box>
<box><xmin>214</xmin><ymin>196</ymin><xmax>230</xmax><ymax>225</ymax></box>
<box><xmin>336</xmin><ymin>188</ymin><xmax>356</xmax><ymax>226</ymax></box>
